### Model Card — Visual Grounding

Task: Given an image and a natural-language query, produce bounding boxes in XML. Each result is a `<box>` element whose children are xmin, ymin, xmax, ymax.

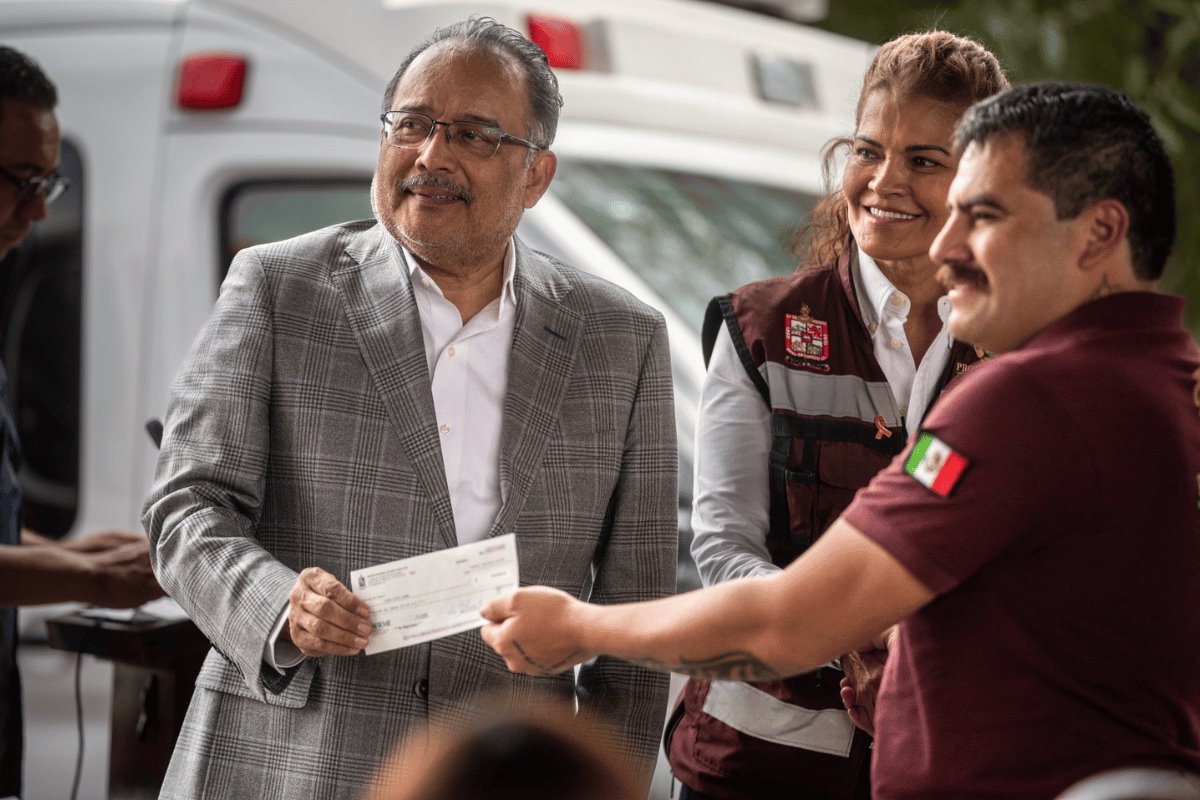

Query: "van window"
<box><xmin>550</xmin><ymin>160</ymin><xmax>816</xmax><ymax>330</ymax></box>
<box><xmin>220</xmin><ymin>181</ymin><xmax>373</xmax><ymax>281</ymax></box>
<box><xmin>220</xmin><ymin>168</ymin><xmax>814</xmax><ymax>332</ymax></box>
<box><xmin>0</xmin><ymin>139</ymin><xmax>84</xmax><ymax>538</ymax></box>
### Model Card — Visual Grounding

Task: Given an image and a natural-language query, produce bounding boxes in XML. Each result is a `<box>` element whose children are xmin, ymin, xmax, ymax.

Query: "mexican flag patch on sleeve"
<box><xmin>904</xmin><ymin>432</ymin><xmax>969</xmax><ymax>497</ymax></box>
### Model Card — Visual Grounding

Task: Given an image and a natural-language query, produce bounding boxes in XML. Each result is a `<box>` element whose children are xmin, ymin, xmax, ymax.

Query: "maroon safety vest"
<box><xmin>668</xmin><ymin>246</ymin><xmax>981</xmax><ymax>799</ymax></box>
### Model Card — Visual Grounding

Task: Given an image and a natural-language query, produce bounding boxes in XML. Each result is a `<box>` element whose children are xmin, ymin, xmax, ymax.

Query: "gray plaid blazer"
<box><xmin>143</xmin><ymin>221</ymin><xmax>676</xmax><ymax>799</ymax></box>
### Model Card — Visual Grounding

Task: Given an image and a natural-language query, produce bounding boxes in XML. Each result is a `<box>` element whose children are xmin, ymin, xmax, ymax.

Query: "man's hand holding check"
<box><xmin>351</xmin><ymin>534</ymin><xmax>519</xmax><ymax>655</ymax></box>
<box><xmin>285</xmin><ymin>566</ymin><xmax>374</xmax><ymax>657</ymax></box>
<box><xmin>283</xmin><ymin>535</ymin><xmax>521</xmax><ymax>659</ymax></box>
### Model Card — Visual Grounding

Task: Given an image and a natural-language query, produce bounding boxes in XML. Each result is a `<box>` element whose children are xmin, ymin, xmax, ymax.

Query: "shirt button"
<box><xmin>447</xmin><ymin>345</ymin><xmax>456</xmax><ymax>358</ymax></box>
<box><xmin>891</xmin><ymin>295</ymin><xmax>905</xmax><ymax>307</ymax></box>
<box><xmin>413</xmin><ymin>679</ymin><xmax>429</xmax><ymax>699</ymax></box>
<box><xmin>899</xmin><ymin>407</ymin><xmax>908</xmax><ymax>417</ymax></box>
<box><xmin>439</xmin><ymin>423</ymin><xmax>451</xmax><ymax>435</ymax></box>
<box><xmin>889</xmin><ymin>338</ymin><xmax>903</xmax><ymax>349</ymax></box>
<box><xmin>868</xmin><ymin>322</ymin><xmax>878</xmax><ymax>334</ymax></box>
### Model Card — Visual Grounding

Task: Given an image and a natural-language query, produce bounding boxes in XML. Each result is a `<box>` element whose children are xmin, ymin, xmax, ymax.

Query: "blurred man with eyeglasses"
<box><xmin>143</xmin><ymin>17</ymin><xmax>675</xmax><ymax>799</ymax></box>
<box><xmin>0</xmin><ymin>50</ymin><xmax>66</xmax><ymax>260</ymax></box>
<box><xmin>0</xmin><ymin>44</ymin><xmax>163</xmax><ymax>800</ymax></box>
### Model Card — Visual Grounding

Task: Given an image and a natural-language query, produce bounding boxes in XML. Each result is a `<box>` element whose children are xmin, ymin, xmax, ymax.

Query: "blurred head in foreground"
<box><xmin>368</xmin><ymin>706</ymin><xmax>640</xmax><ymax>800</ymax></box>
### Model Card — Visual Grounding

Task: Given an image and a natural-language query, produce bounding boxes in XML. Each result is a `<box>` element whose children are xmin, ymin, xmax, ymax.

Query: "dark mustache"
<box><xmin>936</xmin><ymin>262</ymin><xmax>986</xmax><ymax>286</ymax></box>
<box><xmin>399</xmin><ymin>175</ymin><xmax>472</xmax><ymax>204</ymax></box>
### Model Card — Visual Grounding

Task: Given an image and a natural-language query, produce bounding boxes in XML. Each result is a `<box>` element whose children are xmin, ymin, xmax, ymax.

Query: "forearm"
<box><xmin>691</xmin><ymin>527</ymin><xmax>779</xmax><ymax>585</ymax></box>
<box><xmin>19</xmin><ymin>528</ymin><xmax>54</xmax><ymax>547</ymax></box>
<box><xmin>0</xmin><ymin>543</ymin><xmax>96</xmax><ymax>607</ymax></box>
<box><xmin>150</xmin><ymin>501</ymin><xmax>294</xmax><ymax>635</ymax></box>
<box><xmin>690</xmin><ymin>322</ymin><xmax>775</xmax><ymax>586</ymax></box>
<box><xmin>487</xmin><ymin>521</ymin><xmax>933</xmax><ymax>682</ymax></box>
<box><xmin>588</xmin><ymin>525</ymin><xmax>930</xmax><ymax>679</ymax></box>
<box><xmin>577</xmin><ymin>574</ymin><xmax>806</xmax><ymax>680</ymax></box>
<box><xmin>23</xmin><ymin>528</ymin><xmax>147</xmax><ymax>553</ymax></box>
<box><xmin>689</xmin><ymin>440</ymin><xmax>775</xmax><ymax>586</ymax></box>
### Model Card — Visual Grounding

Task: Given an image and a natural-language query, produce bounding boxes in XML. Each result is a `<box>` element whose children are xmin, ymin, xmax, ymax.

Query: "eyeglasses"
<box><xmin>0</xmin><ymin>165</ymin><xmax>69</xmax><ymax>207</ymax></box>
<box><xmin>380</xmin><ymin>110</ymin><xmax>542</xmax><ymax>160</ymax></box>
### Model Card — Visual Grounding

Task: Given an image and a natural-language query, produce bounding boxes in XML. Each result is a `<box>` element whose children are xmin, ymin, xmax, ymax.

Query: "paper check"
<box><xmin>351</xmin><ymin>534</ymin><xmax>519</xmax><ymax>655</ymax></box>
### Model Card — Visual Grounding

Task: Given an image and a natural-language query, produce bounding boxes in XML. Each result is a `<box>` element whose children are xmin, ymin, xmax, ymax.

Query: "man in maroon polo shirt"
<box><xmin>479</xmin><ymin>82</ymin><xmax>1200</xmax><ymax>800</ymax></box>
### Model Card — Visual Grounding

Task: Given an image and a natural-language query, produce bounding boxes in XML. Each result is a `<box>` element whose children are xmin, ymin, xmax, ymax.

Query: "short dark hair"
<box><xmin>956</xmin><ymin>82</ymin><xmax>1175</xmax><ymax>281</ymax></box>
<box><xmin>381</xmin><ymin>17</ymin><xmax>563</xmax><ymax>150</ymax></box>
<box><xmin>0</xmin><ymin>45</ymin><xmax>57</xmax><ymax>111</ymax></box>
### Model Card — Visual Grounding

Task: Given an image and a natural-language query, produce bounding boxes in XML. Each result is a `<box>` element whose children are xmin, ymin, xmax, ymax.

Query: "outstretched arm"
<box><xmin>481</xmin><ymin>518</ymin><xmax>933</xmax><ymax>680</ymax></box>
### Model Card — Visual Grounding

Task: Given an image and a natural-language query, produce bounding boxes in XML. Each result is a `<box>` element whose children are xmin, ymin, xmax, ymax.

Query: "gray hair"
<box><xmin>381</xmin><ymin>17</ymin><xmax>564</xmax><ymax>150</ymax></box>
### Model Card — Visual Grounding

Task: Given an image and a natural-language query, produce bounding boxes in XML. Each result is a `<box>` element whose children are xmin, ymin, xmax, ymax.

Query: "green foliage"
<box><xmin>816</xmin><ymin>0</ymin><xmax>1200</xmax><ymax>333</ymax></box>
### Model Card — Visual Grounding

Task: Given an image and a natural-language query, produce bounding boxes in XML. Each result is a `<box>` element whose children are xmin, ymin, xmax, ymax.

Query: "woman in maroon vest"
<box><xmin>666</xmin><ymin>31</ymin><xmax>1008</xmax><ymax>800</ymax></box>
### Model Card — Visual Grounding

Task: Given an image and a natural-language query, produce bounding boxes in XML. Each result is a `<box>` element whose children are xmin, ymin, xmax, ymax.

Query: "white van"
<box><xmin>0</xmin><ymin>0</ymin><xmax>872</xmax><ymax>593</ymax></box>
<box><xmin>3</xmin><ymin>0</ymin><xmax>874</xmax><ymax>795</ymax></box>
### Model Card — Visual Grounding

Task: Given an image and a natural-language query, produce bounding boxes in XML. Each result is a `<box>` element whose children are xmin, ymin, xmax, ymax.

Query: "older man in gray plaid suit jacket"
<box><xmin>143</xmin><ymin>17</ymin><xmax>675</xmax><ymax>800</ymax></box>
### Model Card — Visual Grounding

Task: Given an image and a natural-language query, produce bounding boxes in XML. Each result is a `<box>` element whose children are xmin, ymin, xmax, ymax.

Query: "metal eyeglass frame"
<box><xmin>0</xmin><ymin>165</ymin><xmax>69</xmax><ymax>207</ymax></box>
<box><xmin>380</xmin><ymin>110</ymin><xmax>542</xmax><ymax>158</ymax></box>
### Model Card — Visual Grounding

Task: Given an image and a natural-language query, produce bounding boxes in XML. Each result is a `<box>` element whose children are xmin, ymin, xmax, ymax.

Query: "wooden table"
<box><xmin>46</xmin><ymin>611</ymin><xmax>208</xmax><ymax>800</ymax></box>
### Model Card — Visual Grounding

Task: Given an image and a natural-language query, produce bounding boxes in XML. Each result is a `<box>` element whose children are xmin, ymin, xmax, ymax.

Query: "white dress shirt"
<box><xmin>689</xmin><ymin>246</ymin><xmax>952</xmax><ymax>586</ymax></box>
<box><xmin>853</xmin><ymin>249</ymin><xmax>953</xmax><ymax>430</ymax></box>
<box><xmin>408</xmin><ymin>242</ymin><xmax>517</xmax><ymax>546</ymax></box>
<box><xmin>266</xmin><ymin>239</ymin><xmax>517</xmax><ymax>671</ymax></box>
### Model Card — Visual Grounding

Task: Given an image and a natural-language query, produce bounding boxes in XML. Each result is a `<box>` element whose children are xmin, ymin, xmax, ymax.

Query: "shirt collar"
<box><xmin>852</xmin><ymin>246</ymin><xmax>949</xmax><ymax>326</ymax></box>
<box><xmin>398</xmin><ymin>238</ymin><xmax>519</xmax><ymax>316</ymax></box>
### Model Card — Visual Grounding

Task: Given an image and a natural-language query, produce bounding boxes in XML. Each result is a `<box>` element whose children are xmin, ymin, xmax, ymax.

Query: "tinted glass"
<box><xmin>220</xmin><ymin>181</ymin><xmax>373</xmax><ymax>281</ymax></box>
<box><xmin>549</xmin><ymin>160</ymin><xmax>816</xmax><ymax>330</ymax></box>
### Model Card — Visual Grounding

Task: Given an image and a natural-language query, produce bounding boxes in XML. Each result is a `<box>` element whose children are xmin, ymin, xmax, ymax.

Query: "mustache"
<box><xmin>398</xmin><ymin>175</ymin><xmax>472</xmax><ymax>204</ymax></box>
<box><xmin>936</xmin><ymin>262</ymin><xmax>987</xmax><ymax>289</ymax></box>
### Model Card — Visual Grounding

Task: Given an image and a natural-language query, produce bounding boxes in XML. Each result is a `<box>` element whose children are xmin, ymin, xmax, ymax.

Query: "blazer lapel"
<box><xmin>334</xmin><ymin>224</ymin><xmax>457</xmax><ymax>548</ymax></box>
<box><xmin>489</xmin><ymin>240</ymin><xmax>583</xmax><ymax>537</ymax></box>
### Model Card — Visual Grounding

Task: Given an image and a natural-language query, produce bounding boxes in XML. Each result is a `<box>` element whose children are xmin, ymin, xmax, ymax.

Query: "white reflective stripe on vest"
<box><xmin>702</xmin><ymin>680</ymin><xmax>856</xmax><ymax>757</ymax></box>
<box><xmin>760</xmin><ymin>362</ymin><xmax>901</xmax><ymax>427</ymax></box>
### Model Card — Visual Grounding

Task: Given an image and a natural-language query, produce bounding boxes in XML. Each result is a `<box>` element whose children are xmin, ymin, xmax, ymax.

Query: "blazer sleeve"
<box><xmin>142</xmin><ymin>248</ymin><xmax>300</xmax><ymax>699</ymax></box>
<box><xmin>576</xmin><ymin>312</ymin><xmax>676</xmax><ymax>780</ymax></box>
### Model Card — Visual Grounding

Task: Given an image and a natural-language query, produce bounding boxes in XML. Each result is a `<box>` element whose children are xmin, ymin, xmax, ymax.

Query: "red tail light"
<box><xmin>527</xmin><ymin>14</ymin><xmax>585</xmax><ymax>70</ymax></box>
<box><xmin>177</xmin><ymin>53</ymin><xmax>247</xmax><ymax>110</ymax></box>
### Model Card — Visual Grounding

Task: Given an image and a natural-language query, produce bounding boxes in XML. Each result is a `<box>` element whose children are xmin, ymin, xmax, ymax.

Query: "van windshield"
<box><xmin>549</xmin><ymin>160</ymin><xmax>816</xmax><ymax>330</ymax></box>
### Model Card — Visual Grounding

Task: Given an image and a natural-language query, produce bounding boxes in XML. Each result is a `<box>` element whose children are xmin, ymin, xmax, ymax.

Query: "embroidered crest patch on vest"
<box><xmin>784</xmin><ymin>305</ymin><xmax>830</xmax><ymax>371</ymax></box>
